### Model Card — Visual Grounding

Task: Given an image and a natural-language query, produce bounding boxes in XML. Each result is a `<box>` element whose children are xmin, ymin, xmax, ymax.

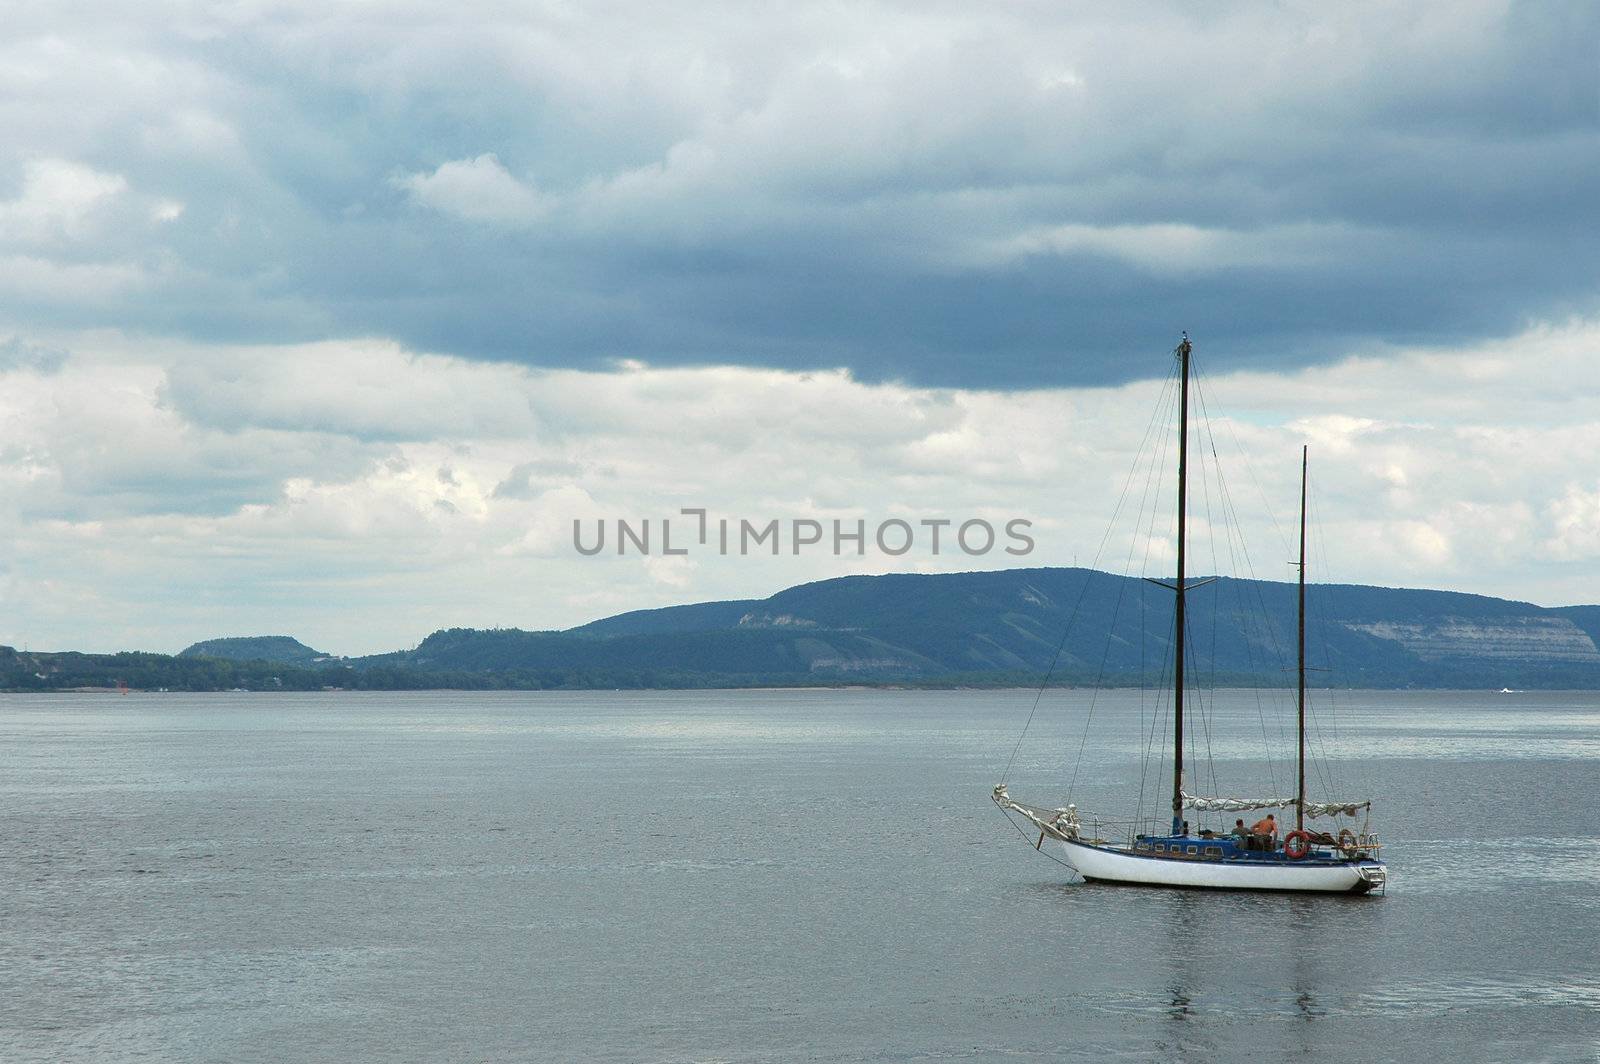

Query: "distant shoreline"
<box><xmin>0</xmin><ymin>682</ymin><xmax>1563</xmax><ymax>695</ymax></box>
<box><xmin>13</xmin><ymin>564</ymin><xmax>1600</xmax><ymax>693</ymax></box>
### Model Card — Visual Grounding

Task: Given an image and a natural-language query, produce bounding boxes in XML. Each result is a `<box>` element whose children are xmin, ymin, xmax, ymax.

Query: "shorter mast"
<box><xmin>1296</xmin><ymin>445</ymin><xmax>1308</xmax><ymax>835</ymax></box>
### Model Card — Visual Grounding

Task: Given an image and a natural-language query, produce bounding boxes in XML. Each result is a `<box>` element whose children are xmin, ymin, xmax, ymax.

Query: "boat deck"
<box><xmin>1125</xmin><ymin>833</ymin><xmax>1370</xmax><ymax>866</ymax></box>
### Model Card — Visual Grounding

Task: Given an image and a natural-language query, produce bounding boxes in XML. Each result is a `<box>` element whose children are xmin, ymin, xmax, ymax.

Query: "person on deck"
<box><xmin>1249</xmin><ymin>813</ymin><xmax>1278</xmax><ymax>851</ymax></box>
<box><xmin>1231</xmin><ymin>818</ymin><xmax>1248</xmax><ymax>841</ymax></box>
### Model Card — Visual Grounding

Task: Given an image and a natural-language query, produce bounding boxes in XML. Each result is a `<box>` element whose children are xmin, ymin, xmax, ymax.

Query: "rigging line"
<box><xmin>1233</xmin><ymin>464</ymin><xmax>1295</xmax><ymax>796</ymax></box>
<box><xmin>1191</xmin><ymin>406</ymin><xmax>1225</xmax><ymax>809</ymax></box>
<box><xmin>1297</xmin><ymin>470</ymin><xmax>1337</xmax><ymax>798</ymax></box>
<box><xmin>993</xmin><ymin>805</ymin><xmax>1082</xmax><ymax>872</ymax></box>
<box><xmin>1212</xmin><ymin>516</ymin><xmax>1272</xmax><ymax>791</ymax></box>
<box><xmin>1139</xmin><ymin>352</ymin><xmax>1190</xmax><ymax>809</ymax></box>
<box><xmin>998</xmin><ymin>360</ymin><xmax>1181</xmax><ymax>786</ymax></box>
<box><xmin>1219</xmin><ymin>389</ymin><xmax>1308</xmax><ymax>801</ymax></box>
<box><xmin>1193</xmin><ymin>370</ymin><xmax>1279</xmax><ymax>600</ymax></box>
<box><xmin>1202</xmin><ymin>388</ymin><xmax>1327</xmax><ymax>812</ymax></box>
<box><xmin>1131</xmin><ymin>387</ymin><xmax>1180</xmax><ymax>818</ymax></box>
<box><xmin>1068</xmin><ymin>373</ymin><xmax>1178</xmax><ymax>801</ymax></box>
<box><xmin>1195</xmin><ymin>367</ymin><xmax>1290</xmax><ymax>664</ymax></box>
<box><xmin>1137</xmin><ymin>612</ymin><xmax>1177</xmax><ymax>825</ymax></box>
<box><xmin>1066</xmin><ymin>538</ymin><xmax>1144</xmax><ymax>802</ymax></box>
<box><xmin>1186</xmin><ymin>399</ymin><xmax>1217</xmax><ymax>809</ymax></box>
<box><xmin>1304</xmin><ymin>475</ymin><xmax>1347</xmax><ymax>798</ymax></box>
<box><xmin>1126</xmin><ymin>364</ymin><xmax>1190</xmax><ymax>806</ymax></box>
<box><xmin>1193</xmin><ymin>365</ymin><xmax>1293</xmax><ymax>792</ymax></box>
<box><xmin>1194</xmin><ymin>367</ymin><xmax>1223</xmax><ymax>586</ymax></box>
<box><xmin>1184</xmin><ymin>609</ymin><xmax>1222</xmax><ymax>815</ymax></box>
<box><xmin>1136</xmin><ymin>558</ymin><xmax>1155</xmax><ymax>824</ymax></box>
<box><xmin>1129</xmin><ymin>369</ymin><xmax>1178</xmax><ymax>808</ymax></box>
<box><xmin>1199</xmin><ymin>402</ymin><xmax>1283</xmax><ymax>797</ymax></box>
<box><xmin>1202</xmin><ymin>440</ymin><xmax>1297</xmax><ymax>764</ymax></box>
<box><xmin>1209</xmin><ymin>539</ymin><xmax>1298</xmax><ymax>773</ymax></box>
<box><xmin>1136</xmin><ymin>599</ymin><xmax>1175</xmax><ymax>813</ymax></box>
<box><xmin>1196</xmin><ymin>369</ymin><xmax>1280</xmax><ymax>614</ymax></box>
<box><xmin>1292</xmin><ymin>476</ymin><xmax>1344</xmax><ymax>800</ymax></box>
<box><xmin>1200</xmin><ymin>369</ymin><xmax>1294</xmax><ymax>564</ymax></box>
<box><xmin>1303</xmin><ymin>678</ymin><xmax>1337</xmax><ymax>797</ymax></box>
<box><xmin>1185</xmin><ymin>384</ymin><xmax>1219</xmax><ymax>811</ymax></box>
<box><xmin>1224</xmin><ymin>495</ymin><xmax>1285</xmax><ymax>796</ymax></box>
<box><xmin>1137</xmin><ymin>528</ymin><xmax>1148</xmax><ymax>817</ymax></box>
<box><xmin>1128</xmin><ymin>362</ymin><xmax>1180</xmax><ymax>779</ymax></box>
<box><xmin>1136</xmin><ymin>583</ymin><xmax>1177</xmax><ymax>822</ymax></box>
<box><xmin>1306</xmin><ymin>691</ymin><xmax>1337</xmax><ymax>798</ymax></box>
<box><xmin>1134</xmin><ymin>368</ymin><xmax>1178</xmax><ymax>585</ymax></box>
<box><xmin>1313</xmin><ymin>545</ymin><xmax>1351</xmax><ymax>798</ymax></box>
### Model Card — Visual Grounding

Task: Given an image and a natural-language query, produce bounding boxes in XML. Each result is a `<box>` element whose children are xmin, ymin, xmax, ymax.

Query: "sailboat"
<box><xmin>993</xmin><ymin>336</ymin><xmax>1388</xmax><ymax>894</ymax></box>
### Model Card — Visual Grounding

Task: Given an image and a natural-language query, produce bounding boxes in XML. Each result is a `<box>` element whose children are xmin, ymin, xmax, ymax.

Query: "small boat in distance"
<box><xmin>993</xmin><ymin>335</ymin><xmax>1387</xmax><ymax>894</ymax></box>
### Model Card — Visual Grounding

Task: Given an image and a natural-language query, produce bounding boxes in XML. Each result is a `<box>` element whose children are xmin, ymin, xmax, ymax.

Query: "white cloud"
<box><xmin>967</xmin><ymin>222</ymin><xmax>1370</xmax><ymax>275</ymax></box>
<box><xmin>396</xmin><ymin>154</ymin><xmax>546</xmax><ymax>225</ymax></box>
<box><xmin>0</xmin><ymin>254</ymin><xmax>150</xmax><ymax>302</ymax></box>
<box><xmin>1392</xmin><ymin>519</ymin><xmax>1453</xmax><ymax>567</ymax></box>
<box><xmin>642</xmin><ymin>554</ymin><xmax>697</xmax><ymax>589</ymax></box>
<box><xmin>161</xmin><ymin>338</ymin><xmax>539</xmax><ymax>441</ymax></box>
<box><xmin>0</xmin><ymin>158</ymin><xmax>128</xmax><ymax>243</ymax></box>
<box><xmin>1542</xmin><ymin>484</ymin><xmax>1600</xmax><ymax>562</ymax></box>
<box><xmin>499</xmin><ymin>485</ymin><xmax>602</xmax><ymax>558</ymax></box>
<box><xmin>0</xmin><ymin>318</ymin><xmax>1596</xmax><ymax>653</ymax></box>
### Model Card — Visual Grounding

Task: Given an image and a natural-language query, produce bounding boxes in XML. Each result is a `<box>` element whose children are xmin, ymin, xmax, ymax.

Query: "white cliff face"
<box><xmin>1342</xmin><ymin>617</ymin><xmax>1600</xmax><ymax>663</ymax></box>
<box><xmin>737</xmin><ymin>613</ymin><xmax>820</xmax><ymax>629</ymax></box>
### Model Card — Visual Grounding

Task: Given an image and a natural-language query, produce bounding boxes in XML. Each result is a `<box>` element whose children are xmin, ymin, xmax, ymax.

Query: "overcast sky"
<box><xmin>2</xmin><ymin>1</ymin><xmax>1598</xmax><ymax>654</ymax></box>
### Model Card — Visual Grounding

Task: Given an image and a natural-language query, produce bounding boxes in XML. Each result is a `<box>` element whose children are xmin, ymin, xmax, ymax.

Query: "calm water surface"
<box><xmin>1</xmin><ymin>689</ymin><xmax>1597</xmax><ymax>1063</ymax></box>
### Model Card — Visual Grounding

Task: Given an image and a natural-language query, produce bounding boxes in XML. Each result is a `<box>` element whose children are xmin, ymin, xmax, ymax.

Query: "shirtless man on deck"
<box><xmin>1249</xmin><ymin>813</ymin><xmax>1279</xmax><ymax>851</ymax></box>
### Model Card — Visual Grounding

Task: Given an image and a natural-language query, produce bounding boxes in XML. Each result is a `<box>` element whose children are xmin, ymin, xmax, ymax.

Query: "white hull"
<box><xmin>1060</xmin><ymin>838</ymin><xmax>1383</xmax><ymax>893</ymax></box>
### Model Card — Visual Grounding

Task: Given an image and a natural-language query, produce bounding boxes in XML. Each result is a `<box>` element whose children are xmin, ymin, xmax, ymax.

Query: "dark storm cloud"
<box><xmin>2</xmin><ymin>1</ymin><xmax>1596</xmax><ymax>386</ymax></box>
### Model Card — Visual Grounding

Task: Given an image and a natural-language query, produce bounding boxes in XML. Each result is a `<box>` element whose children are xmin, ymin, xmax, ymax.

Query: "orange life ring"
<box><xmin>1284</xmin><ymin>830</ymin><xmax>1313</xmax><ymax>860</ymax></box>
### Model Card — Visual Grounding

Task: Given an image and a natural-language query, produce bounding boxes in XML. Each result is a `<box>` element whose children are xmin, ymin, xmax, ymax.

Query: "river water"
<box><xmin>1</xmin><ymin>689</ymin><xmax>1596</xmax><ymax>1062</ymax></box>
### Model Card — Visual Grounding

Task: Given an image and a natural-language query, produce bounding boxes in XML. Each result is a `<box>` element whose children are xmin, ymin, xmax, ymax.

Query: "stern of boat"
<box><xmin>1353</xmin><ymin>860</ymin><xmax>1387</xmax><ymax>894</ymax></box>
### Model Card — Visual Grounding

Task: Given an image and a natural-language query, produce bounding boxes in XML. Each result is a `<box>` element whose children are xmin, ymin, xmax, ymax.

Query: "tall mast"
<box><xmin>1296</xmin><ymin>445</ymin><xmax>1308</xmax><ymax>834</ymax></box>
<box><xmin>1171</xmin><ymin>334</ymin><xmax>1191</xmax><ymax>837</ymax></box>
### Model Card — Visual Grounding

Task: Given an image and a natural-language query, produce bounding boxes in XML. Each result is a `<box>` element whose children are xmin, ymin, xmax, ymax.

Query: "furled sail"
<box><xmin>1181</xmin><ymin>792</ymin><xmax>1370</xmax><ymax>818</ymax></box>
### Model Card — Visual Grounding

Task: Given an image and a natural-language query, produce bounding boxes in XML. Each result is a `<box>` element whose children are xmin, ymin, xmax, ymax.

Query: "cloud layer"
<box><xmin>0</xmin><ymin>321</ymin><xmax>1597</xmax><ymax>653</ymax></box>
<box><xmin>2</xmin><ymin>2</ymin><xmax>1596</xmax><ymax>385</ymax></box>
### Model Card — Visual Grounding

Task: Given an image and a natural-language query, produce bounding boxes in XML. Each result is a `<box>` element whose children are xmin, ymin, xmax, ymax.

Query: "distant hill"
<box><xmin>366</xmin><ymin>567</ymin><xmax>1600</xmax><ymax>689</ymax></box>
<box><xmin>568</xmin><ymin>599</ymin><xmax>760</xmax><ymax>637</ymax></box>
<box><xmin>180</xmin><ymin>636</ymin><xmax>332</xmax><ymax>665</ymax></box>
<box><xmin>11</xmin><ymin>567</ymin><xmax>1600</xmax><ymax>691</ymax></box>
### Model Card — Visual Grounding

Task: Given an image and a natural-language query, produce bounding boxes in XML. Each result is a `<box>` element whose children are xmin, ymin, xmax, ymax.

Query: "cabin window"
<box><xmin>1186</xmin><ymin>845</ymin><xmax>1198</xmax><ymax>855</ymax></box>
<box><xmin>1204</xmin><ymin>846</ymin><xmax>1222</xmax><ymax>858</ymax></box>
<box><xmin>1153</xmin><ymin>844</ymin><xmax>1165</xmax><ymax>853</ymax></box>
